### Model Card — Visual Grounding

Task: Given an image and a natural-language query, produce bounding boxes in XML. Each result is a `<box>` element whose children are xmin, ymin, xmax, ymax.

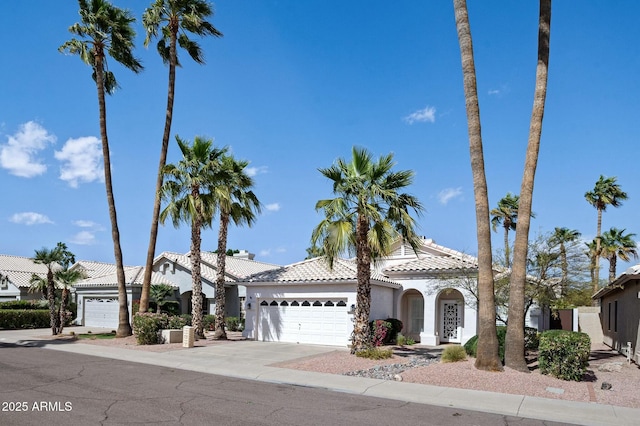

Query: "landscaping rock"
<box><xmin>343</xmin><ymin>355</ymin><xmax>439</xmax><ymax>380</ymax></box>
<box><xmin>601</xmin><ymin>382</ymin><xmax>612</xmax><ymax>390</ymax></box>
<box><xmin>597</xmin><ymin>362</ymin><xmax>623</xmax><ymax>372</ymax></box>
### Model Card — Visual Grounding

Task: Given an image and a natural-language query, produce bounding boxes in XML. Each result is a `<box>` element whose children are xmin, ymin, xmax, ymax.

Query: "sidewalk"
<box><xmin>2</xmin><ymin>327</ymin><xmax>638</xmax><ymax>426</ymax></box>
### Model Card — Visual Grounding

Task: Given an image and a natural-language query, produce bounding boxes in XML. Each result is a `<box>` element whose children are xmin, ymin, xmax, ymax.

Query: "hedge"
<box><xmin>0</xmin><ymin>310</ymin><xmax>50</xmax><ymax>329</ymax></box>
<box><xmin>0</xmin><ymin>300</ymin><xmax>47</xmax><ymax>310</ymax></box>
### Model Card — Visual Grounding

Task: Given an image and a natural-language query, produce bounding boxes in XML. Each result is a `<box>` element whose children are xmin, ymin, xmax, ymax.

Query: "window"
<box><xmin>614</xmin><ymin>300</ymin><xmax>618</xmax><ymax>332</ymax></box>
<box><xmin>302</xmin><ymin>301</ymin><xmax>311</xmax><ymax>306</ymax></box>
<box><xmin>260</xmin><ymin>301</ymin><xmax>268</xmax><ymax>306</ymax></box>
<box><xmin>325</xmin><ymin>301</ymin><xmax>334</xmax><ymax>306</ymax></box>
<box><xmin>269</xmin><ymin>301</ymin><xmax>278</xmax><ymax>306</ymax></box>
<box><xmin>607</xmin><ymin>302</ymin><xmax>611</xmax><ymax>331</ymax></box>
<box><xmin>280</xmin><ymin>301</ymin><xmax>289</xmax><ymax>306</ymax></box>
<box><xmin>291</xmin><ymin>301</ymin><xmax>299</xmax><ymax>306</ymax></box>
<box><xmin>313</xmin><ymin>301</ymin><xmax>322</xmax><ymax>306</ymax></box>
<box><xmin>337</xmin><ymin>301</ymin><xmax>347</xmax><ymax>307</ymax></box>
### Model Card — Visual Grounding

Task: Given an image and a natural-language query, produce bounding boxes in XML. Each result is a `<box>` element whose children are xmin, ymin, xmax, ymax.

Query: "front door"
<box><xmin>407</xmin><ymin>294</ymin><xmax>424</xmax><ymax>342</ymax></box>
<box><xmin>440</xmin><ymin>299</ymin><xmax>462</xmax><ymax>343</ymax></box>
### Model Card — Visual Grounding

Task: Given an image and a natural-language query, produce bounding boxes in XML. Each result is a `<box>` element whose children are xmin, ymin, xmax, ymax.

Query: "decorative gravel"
<box><xmin>343</xmin><ymin>354</ymin><xmax>440</xmax><ymax>380</ymax></box>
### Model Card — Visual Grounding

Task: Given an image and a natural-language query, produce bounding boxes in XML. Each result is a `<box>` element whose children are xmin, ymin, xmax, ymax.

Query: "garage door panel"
<box><xmin>84</xmin><ymin>297</ymin><xmax>118</xmax><ymax>329</ymax></box>
<box><xmin>258</xmin><ymin>299</ymin><xmax>349</xmax><ymax>346</ymax></box>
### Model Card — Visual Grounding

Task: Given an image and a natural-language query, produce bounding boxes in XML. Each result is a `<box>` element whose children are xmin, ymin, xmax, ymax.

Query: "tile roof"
<box><xmin>74</xmin><ymin>266</ymin><xmax>176</xmax><ymax>288</ymax></box>
<box><xmin>71</xmin><ymin>260</ymin><xmax>122</xmax><ymax>278</ymax></box>
<box><xmin>383</xmin><ymin>254</ymin><xmax>478</xmax><ymax>274</ymax></box>
<box><xmin>0</xmin><ymin>254</ymin><xmax>59</xmax><ymax>288</ymax></box>
<box><xmin>155</xmin><ymin>251</ymin><xmax>281</xmax><ymax>283</ymax></box>
<box><xmin>241</xmin><ymin>257</ymin><xmax>400</xmax><ymax>288</ymax></box>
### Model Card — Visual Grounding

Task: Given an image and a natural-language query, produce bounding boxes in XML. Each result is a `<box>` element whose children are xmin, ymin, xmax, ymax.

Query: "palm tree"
<box><xmin>600</xmin><ymin>228</ymin><xmax>638</xmax><ymax>283</ymax></box>
<box><xmin>490</xmin><ymin>193</ymin><xmax>520</xmax><ymax>268</ymax></box>
<box><xmin>212</xmin><ymin>155</ymin><xmax>261</xmax><ymax>340</ymax></box>
<box><xmin>139</xmin><ymin>0</ymin><xmax>222</xmax><ymax>314</ymax></box>
<box><xmin>506</xmin><ymin>0</ymin><xmax>551</xmax><ymax>373</ymax></box>
<box><xmin>28</xmin><ymin>274</ymin><xmax>49</xmax><ymax>299</ymax></box>
<box><xmin>160</xmin><ymin>135</ymin><xmax>226</xmax><ymax>339</ymax></box>
<box><xmin>150</xmin><ymin>284</ymin><xmax>177</xmax><ymax>313</ymax></box>
<box><xmin>311</xmin><ymin>147</ymin><xmax>423</xmax><ymax>353</ymax></box>
<box><xmin>585</xmin><ymin>175</ymin><xmax>628</xmax><ymax>292</ymax></box>
<box><xmin>60</xmin><ymin>0</ymin><xmax>143</xmax><ymax>338</ymax></box>
<box><xmin>549</xmin><ymin>227</ymin><xmax>581</xmax><ymax>297</ymax></box>
<box><xmin>453</xmin><ymin>0</ymin><xmax>502</xmax><ymax>371</ymax></box>
<box><xmin>55</xmin><ymin>269</ymin><xmax>85</xmax><ymax>333</ymax></box>
<box><xmin>585</xmin><ymin>239</ymin><xmax>598</xmax><ymax>287</ymax></box>
<box><xmin>32</xmin><ymin>247</ymin><xmax>64</xmax><ymax>335</ymax></box>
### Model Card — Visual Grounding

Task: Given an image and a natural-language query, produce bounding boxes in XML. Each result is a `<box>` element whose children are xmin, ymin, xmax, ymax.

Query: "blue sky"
<box><xmin>1</xmin><ymin>1</ymin><xmax>639</xmax><ymax>279</ymax></box>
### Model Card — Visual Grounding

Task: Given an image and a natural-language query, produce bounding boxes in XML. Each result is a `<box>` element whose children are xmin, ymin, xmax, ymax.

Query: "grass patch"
<box><xmin>76</xmin><ymin>332</ymin><xmax>116</xmax><ymax>340</ymax></box>
<box><xmin>441</xmin><ymin>345</ymin><xmax>467</xmax><ymax>363</ymax></box>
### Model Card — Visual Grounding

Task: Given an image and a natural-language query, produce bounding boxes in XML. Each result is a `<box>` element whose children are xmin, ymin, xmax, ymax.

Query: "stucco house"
<box><xmin>0</xmin><ymin>254</ymin><xmax>60</xmax><ymax>302</ymax></box>
<box><xmin>242</xmin><ymin>238</ymin><xmax>480</xmax><ymax>347</ymax></box>
<box><xmin>592</xmin><ymin>264</ymin><xmax>640</xmax><ymax>363</ymax></box>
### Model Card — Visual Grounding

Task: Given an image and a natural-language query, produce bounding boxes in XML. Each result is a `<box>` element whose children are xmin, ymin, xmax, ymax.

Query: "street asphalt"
<box><xmin>1</xmin><ymin>327</ymin><xmax>638</xmax><ymax>426</ymax></box>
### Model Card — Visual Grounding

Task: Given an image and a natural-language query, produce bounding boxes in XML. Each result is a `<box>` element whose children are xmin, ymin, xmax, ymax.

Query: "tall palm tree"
<box><xmin>506</xmin><ymin>0</ymin><xmax>551</xmax><ymax>373</ymax></box>
<box><xmin>585</xmin><ymin>239</ymin><xmax>598</xmax><ymax>288</ymax></box>
<box><xmin>549</xmin><ymin>227</ymin><xmax>581</xmax><ymax>297</ymax></box>
<box><xmin>453</xmin><ymin>0</ymin><xmax>502</xmax><ymax>371</ymax></box>
<box><xmin>585</xmin><ymin>175</ymin><xmax>628</xmax><ymax>292</ymax></box>
<box><xmin>160</xmin><ymin>136</ymin><xmax>226</xmax><ymax>338</ymax></box>
<box><xmin>490</xmin><ymin>193</ymin><xmax>520</xmax><ymax>268</ymax></box>
<box><xmin>32</xmin><ymin>247</ymin><xmax>64</xmax><ymax>335</ymax></box>
<box><xmin>600</xmin><ymin>228</ymin><xmax>638</xmax><ymax>283</ymax></box>
<box><xmin>311</xmin><ymin>147</ymin><xmax>423</xmax><ymax>353</ymax></box>
<box><xmin>60</xmin><ymin>0</ymin><xmax>143</xmax><ymax>338</ymax></box>
<box><xmin>212</xmin><ymin>155</ymin><xmax>261</xmax><ymax>340</ymax></box>
<box><xmin>139</xmin><ymin>0</ymin><xmax>222</xmax><ymax>313</ymax></box>
<box><xmin>55</xmin><ymin>269</ymin><xmax>86</xmax><ymax>334</ymax></box>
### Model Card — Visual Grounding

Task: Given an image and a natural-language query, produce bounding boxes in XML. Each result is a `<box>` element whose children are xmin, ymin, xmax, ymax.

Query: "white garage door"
<box><xmin>258</xmin><ymin>299</ymin><xmax>349</xmax><ymax>346</ymax></box>
<box><xmin>84</xmin><ymin>298</ymin><xmax>119</xmax><ymax>329</ymax></box>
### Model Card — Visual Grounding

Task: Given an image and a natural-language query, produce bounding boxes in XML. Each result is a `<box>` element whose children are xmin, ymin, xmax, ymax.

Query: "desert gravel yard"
<box><xmin>76</xmin><ymin>332</ymin><xmax>640</xmax><ymax>409</ymax></box>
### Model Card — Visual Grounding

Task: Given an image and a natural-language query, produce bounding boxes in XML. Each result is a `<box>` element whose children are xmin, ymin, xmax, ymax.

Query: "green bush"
<box><xmin>384</xmin><ymin>318</ymin><xmax>403</xmax><ymax>343</ymax></box>
<box><xmin>203</xmin><ymin>314</ymin><xmax>216</xmax><ymax>331</ymax></box>
<box><xmin>167</xmin><ymin>315</ymin><xmax>190</xmax><ymax>329</ymax></box>
<box><xmin>0</xmin><ymin>300</ymin><xmax>45</xmax><ymax>310</ymax></box>
<box><xmin>524</xmin><ymin>327</ymin><xmax>540</xmax><ymax>350</ymax></box>
<box><xmin>0</xmin><ymin>310</ymin><xmax>50</xmax><ymax>329</ymax></box>
<box><xmin>538</xmin><ymin>330</ymin><xmax>590</xmax><ymax>381</ymax></box>
<box><xmin>225</xmin><ymin>316</ymin><xmax>240</xmax><ymax>331</ymax></box>
<box><xmin>441</xmin><ymin>345</ymin><xmax>467</xmax><ymax>363</ymax></box>
<box><xmin>355</xmin><ymin>347</ymin><xmax>393</xmax><ymax>360</ymax></box>
<box><xmin>464</xmin><ymin>326</ymin><xmax>507</xmax><ymax>362</ymax></box>
<box><xmin>132</xmin><ymin>313</ymin><xmax>169</xmax><ymax>345</ymax></box>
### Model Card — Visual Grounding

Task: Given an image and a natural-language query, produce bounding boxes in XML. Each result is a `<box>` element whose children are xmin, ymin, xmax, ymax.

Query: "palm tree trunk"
<box><xmin>453</xmin><ymin>0</ymin><xmax>502</xmax><ymax>371</ymax></box>
<box><xmin>47</xmin><ymin>270</ymin><xmax>57</xmax><ymax>335</ymax></box>
<box><xmin>59</xmin><ymin>288</ymin><xmax>69</xmax><ymax>334</ymax></box>
<box><xmin>140</xmin><ymin>18</ymin><xmax>178</xmax><ymax>314</ymax></box>
<box><xmin>504</xmin><ymin>226</ymin><xmax>510</xmax><ymax>268</ymax></box>
<box><xmin>191</xmin><ymin>215</ymin><xmax>205</xmax><ymax>340</ymax></box>
<box><xmin>608</xmin><ymin>255</ymin><xmax>616</xmax><ymax>283</ymax></box>
<box><xmin>213</xmin><ymin>212</ymin><xmax>230</xmax><ymax>340</ymax></box>
<box><xmin>594</xmin><ymin>208</ymin><xmax>602</xmax><ymax>293</ymax></box>
<box><xmin>95</xmin><ymin>54</ymin><xmax>131</xmax><ymax>338</ymax></box>
<box><xmin>506</xmin><ymin>0</ymin><xmax>550</xmax><ymax>373</ymax></box>
<box><xmin>351</xmin><ymin>212</ymin><xmax>372</xmax><ymax>353</ymax></box>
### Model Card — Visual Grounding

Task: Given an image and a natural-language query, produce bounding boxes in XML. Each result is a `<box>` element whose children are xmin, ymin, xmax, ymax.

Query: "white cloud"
<box><xmin>259</xmin><ymin>249</ymin><xmax>271</xmax><ymax>257</ymax></box>
<box><xmin>0</xmin><ymin>121</ymin><xmax>56</xmax><ymax>177</ymax></box>
<box><xmin>9</xmin><ymin>212</ymin><xmax>53</xmax><ymax>225</ymax></box>
<box><xmin>54</xmin><ymin>136</ymin><xmax>104</xmax><ymax>188</ymax></box>
<box><xmin>437</xmin><ymin>187</ymin><xmax>463</xmax><ymax>205</ymax></box>
<box><xmin>404</xmin><ymin>106</ymin><xmax>436</xmax><ymax>124</ymax></box>
<box><xmin>265</xmin><ymin>203</ymin><xmax>281</xmax><ymax>212</ymax></box>
<box><xmin>245</xmin><ymin>166</ymin><xmax>268</xmax><ymax>177</ymax></box>
<box><xmin>74</xmin><ymin>220</ymin><xmax>99</xmax><ymax>228</ymax></box>
<box><xmin>488</xmin><ymin>89</ymin><xmax>501</xmax><ymax>95</ymax></box>
<box><xmin>70</xmin><ymin>230</ymin><xmax>97</xmax><ymax>245</ymax></box>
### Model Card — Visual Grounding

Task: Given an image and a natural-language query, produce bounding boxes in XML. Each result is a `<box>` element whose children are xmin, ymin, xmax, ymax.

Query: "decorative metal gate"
<box><xmin>440</xmin><ymin>300</ymin><xmax>461</xmax><ymax>343</ymax></box>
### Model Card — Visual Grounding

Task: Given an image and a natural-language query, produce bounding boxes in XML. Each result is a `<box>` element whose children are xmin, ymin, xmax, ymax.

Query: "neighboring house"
<box><xmin>242</xmin><ymin>238</ymin><xmax>480</xmax><ymax>347</ymax></box>
<box><xmin>592</xmin><ymin>264</ymin><xmax>640</xmax><ymax>363</ymax></box>
<box><xmin>0</xmin><ymin>254</ymin><xmax>60</xmax><ymax>302</ymax></box>
<box><xmin>73</xmin><ymin>262</ymin><xmax>177</xmax><ymax>328</ymax></box>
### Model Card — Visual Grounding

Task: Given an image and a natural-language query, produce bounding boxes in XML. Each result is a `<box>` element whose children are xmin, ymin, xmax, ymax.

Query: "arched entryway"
<box><xmin>436</xmin><ymin>289</ymin><xmax>464</xmax><ymax>343</ymax></box>
<box><xmin>400</xmin><ymin>290</ymin><xmax>424</xmax><ymax>342</ymax></box>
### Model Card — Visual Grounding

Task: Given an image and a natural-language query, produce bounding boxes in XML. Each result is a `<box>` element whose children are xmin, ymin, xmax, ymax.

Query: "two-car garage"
<box><xmin>256</xmin><ymin>298</ymin><xmax>350</xmax><ymax>346</ymax></box>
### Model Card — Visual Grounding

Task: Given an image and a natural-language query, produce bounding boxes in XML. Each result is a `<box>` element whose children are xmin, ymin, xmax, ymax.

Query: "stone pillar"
<box><xmin>183</xmin><ymin>326</ymin><xmax>195</xmax><ymax>348</ymax></box>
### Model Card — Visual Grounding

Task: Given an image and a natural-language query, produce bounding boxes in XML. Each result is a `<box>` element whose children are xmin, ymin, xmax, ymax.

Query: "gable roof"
<box><xmin>74</xmin><ymin>266</ymin><xmax>176</xmax><ymax>288</ymax></box>
<box><xmin>383</xmin><ymin>254</ymin><xmax>478</xmax><ymax>274</ymax></box>
<box><xmin>71</xmin><ymin>260</ymin><xmax>121</xmax><ymax>279</ymax></box>
<box><xmin>592</xmin><ymin>263</ymin><xmax>640</xmax><ymax>299</ymax></box>
<box><xmin>154</xmin><ymin>251</ymin><xmax>281</xmax><ymax>283</ymax></box>
<box><xmin>0</xmin><ymin>254</ymin><xmax>59</xmax><ymax>288</ymax></box>
<box><xmin>241</xmin><ymin>257</ymin><xmax>401</xmax><ymax>288</ymax></box>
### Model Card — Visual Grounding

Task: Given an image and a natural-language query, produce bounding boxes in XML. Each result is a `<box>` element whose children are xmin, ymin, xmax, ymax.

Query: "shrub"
<box><xmin>0</xmin><ymin>310</ymin><xmax>50</xmax><ymax>329</ymax></box>
<box><xmin>355</xmin><ymin>347</ymin><xmax>393</xmax><ymax>360</ymax></box>
<box><xmin>132</xmin><ymin>312</ymin><xmax>169</xmax><ymax>345</ymax></box>
<box><xmin>384</xmin><ymin>318</ymin><xmax>403</xmax><ymax>343</ymax></box>
<box><xmin>369</xmin><ymin>320</ymin><xmax>392</xmax><ymax>346</ymax></box>
<box><xmin>167</xmin><ymin>315</ymin><xmax>190</xmax><ymax>329</ymax></box>
<box><xmin>441</xmin><ymin>345</ymin><xmax>467</xmax><ymax>363</ymax></box>
<box><xmin>203</xmin><ymin>314</ymin><xmax>216</xmax><ymax>331</ymax></box>
<box><xmin>538</xmin><ymin>330</ymin><xmax>590</xmax><ymax>381</ymax></box>
<box><xmin>524</xmin><ymin>327</ymin><xmax>540</xmax><ymax>350</ymax></box>
<box><xmin>0</xmin><ymin>300</ymin><xmax>44</xmax><ymax>310</ymax></box>
<box><xmin>396</xmin><ymin>333</ymin><xmax>406</xmax><ymax>346</ymax></box>
<box><xmin>225</xmin><ymin>316</ymin><xmax>240</xmax><ymax>331</ymax></box>
<box><xmin>463</xmin><ymin>326</ymin><xmax>507</xmax><ymax>362</ymax></box>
